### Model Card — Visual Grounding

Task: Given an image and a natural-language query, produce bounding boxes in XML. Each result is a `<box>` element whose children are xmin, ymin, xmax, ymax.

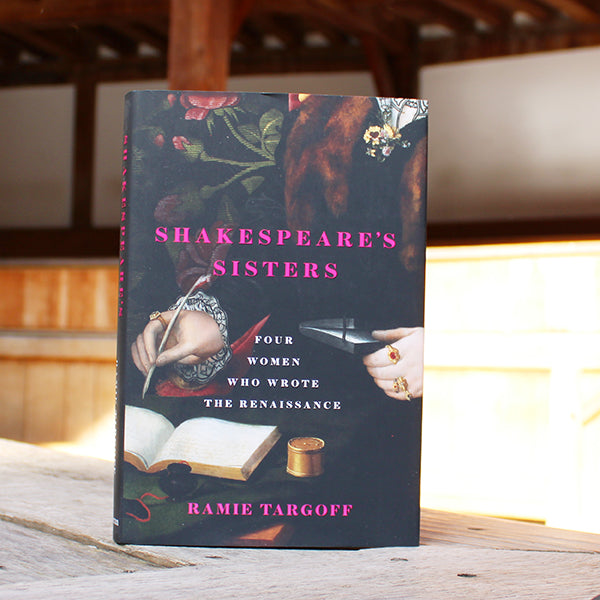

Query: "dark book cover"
<box><xmin>113</xmin><ymin>91</ymin><xmax>428</xmax><ymax>548</ymax></box>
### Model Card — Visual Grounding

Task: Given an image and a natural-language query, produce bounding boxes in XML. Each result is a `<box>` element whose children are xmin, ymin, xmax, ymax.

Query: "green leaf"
<box><xmin>199</xmin><ymin>185</ymin><xmax>216</xmax><ymax>200</ymax></box>
<box><xmin>241</xmin><ymin>175</ymin><xmax>265</xmax><ymax>195</ymax></box>
<box><xmin>259</xmin><ymin>109</ymin><xmax>283</xmax><ymax>156</ymax></box>
<box><xmin>224</xmin><ymin>106</ymin><xmax>240</xmax><ymax>122</ymax></box>
<box><xmin>179</xmin><ymin>138</ymin><xmax>205</xmax><ymax>162</ymax></box>
<box><xmin>206</xmin><ymin>113</ymin><xmax>215</xmax><ymax>135</ymax></box>
<box><xmin>237</xmin><ymin>123</ymin><xmax>261</xmax><ymax>145</ymax></box>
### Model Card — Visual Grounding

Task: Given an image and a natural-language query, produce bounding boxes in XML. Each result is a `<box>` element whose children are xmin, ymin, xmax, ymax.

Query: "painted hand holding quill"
<box><xmin>131</xmin><ymin>277</ymin><xmax>225</xmax><ymax>398</ymax></box>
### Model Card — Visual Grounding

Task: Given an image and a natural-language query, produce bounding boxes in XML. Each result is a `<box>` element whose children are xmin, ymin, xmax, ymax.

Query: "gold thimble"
<box><xmin>286</xmin><ymin>437</ymin><xmax>325</xmax><ymax>477</ymax></box>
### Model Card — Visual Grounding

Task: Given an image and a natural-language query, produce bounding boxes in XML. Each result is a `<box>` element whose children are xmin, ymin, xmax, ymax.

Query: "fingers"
<box><xmin>368</xmin><ymin>371</ymin><xmax>413</xmax><ymax>401</ymax></box>
<box><xmin>363</xmin><ymin>327</ymin><xmax>424</xmax><ymax>401</ymax></box>
<box><xmin>155</xmin><ymin>342</ymin><xmax>202</xmax><ymax>367</ymax></box>
<box><xmin>371</xmin><ymin>327</ymin><xmax>416</xmax><ymax>343</ymax></box>
<box><xmin>131</xmin><ymin>320</ymin><xmax>164</xmax><ymax>374</ymax></box>
<box><xmin>363</xmin><ymin>342</ymin><xmax>403</xmax><ymax>369</ymax></box>
<box><xmin>130</xmin><ymin>310</ymin><xmax>225</xmax><ymax>375</ymax></box>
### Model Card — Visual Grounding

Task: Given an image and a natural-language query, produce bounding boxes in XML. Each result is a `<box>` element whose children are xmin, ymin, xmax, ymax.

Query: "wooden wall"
<box><xmin>422</xmin><ymin>241</ymin><xmax>600</xmax><ymax>534</ymax></box>
<box><xmin>0</xmin><ymin>263</ymin><xmax>117</xmax><ymax>331</ymax></box>
<box><xmin>0</xmin><ymin>263</ymin><xmax>118</xmax><ymax>451</ymax></box>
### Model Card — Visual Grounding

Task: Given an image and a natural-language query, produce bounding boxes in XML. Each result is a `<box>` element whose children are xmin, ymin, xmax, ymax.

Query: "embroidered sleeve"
<box><xmin>168</xmin><ymin>290</ymin><xmax>232</xmax><ymax>387</ymax></box>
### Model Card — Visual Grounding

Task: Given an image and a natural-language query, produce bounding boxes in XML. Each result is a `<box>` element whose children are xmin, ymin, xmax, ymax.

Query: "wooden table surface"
<box><xmin>1</xmin><ymin>438</ymin><xmax>599</xmax><ymax>600</ymax></box>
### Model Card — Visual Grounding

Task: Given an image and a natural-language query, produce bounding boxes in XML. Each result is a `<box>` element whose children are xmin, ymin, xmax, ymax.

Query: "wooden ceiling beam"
<box><xmin>106</xmin><ymin>20</ymin><xmax>168</xmax><ymax>54</ymax></box>
<box><xmin>300</xmin><ymin>16</ymin><xmax>349</xmax><ymax>46</ymax></box>
<box><xmin>538</xmin><ymin>0</ymin><xmax>600</xmax><ymax>23</ymax></box>
<box><xmin>422</xmin><ymin>20</ymin><xmax>600</xmax><ymax>64</ymax></box>
<box><xmin>250</xmin><ymin>14</ymin><xmax>306</xmax><ymax>49</ymax></box>
<box><xmin>386</xmin><ymin>1</ymin><xmax>474</xmax><ymax>32</ymax></box>
<box><xmin>361</xmin><ymin>30</ymin><xmax>421</xmax><ymax>97</ymax></box>
<box><xmin>0</xmin><ymin>1</ymin><xmax>169</xmax><ymax>25</ymax></box>
<box><xmin>231</xmin><ymin>0</ymin><xmax>258</xmax><ymax>40</ymax></box>
<box><xmin>257</xmin><ymin>0</ymin><xmax>408</xmax><ymax>52</ymax></box>
<box><xmin>234</xmin><ymin>23</ymin><xmax>265</xmax><ymax>51</ymax></box>
<box><xmin>485</xmin><ymin>0</ymin><xmax>558</xmax><ymax>22</ymax></box>
<box><xmin>433</xmin><ymin>0</ymin><xmax>512</xmax><ymax>27</ymax></box>
<box><xmin>0</xmin><ymin>24</ymin><xmax>85</xmax><ymax>60</ymax></box>
<box><xmin>80</xmin><ymin>24</ymin><xmax>139</xmax><ymax>57</ymax></box>
<box><xmin>230</xmin><ymin>43</ymin><xmax>367</xmax><ymax>74</ymax></box>
<box><xmin>168</xmin><ymin>0</ymin><xmax>232</xmax><ymax>90</ymax></box>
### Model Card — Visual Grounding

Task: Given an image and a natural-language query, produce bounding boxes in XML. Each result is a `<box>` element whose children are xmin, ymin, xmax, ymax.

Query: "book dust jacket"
<box><xmin>113</xmin><ymin>91</ymin><xmax>428</xmax><ymax>548</ymax></box>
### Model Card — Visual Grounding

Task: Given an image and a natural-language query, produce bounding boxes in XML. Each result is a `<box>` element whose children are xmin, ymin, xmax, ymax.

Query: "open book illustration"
<box><xmin>124</xmin><ymin>406</ymin><xmax>281</xmax><ymax>481</ymax></box>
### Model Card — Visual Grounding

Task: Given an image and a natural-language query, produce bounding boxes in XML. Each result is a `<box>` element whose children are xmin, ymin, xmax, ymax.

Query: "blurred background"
<box><xmin>0</xmin><ymin>0</ymin><xmax>599</xmax><ymax>535</ymax></box>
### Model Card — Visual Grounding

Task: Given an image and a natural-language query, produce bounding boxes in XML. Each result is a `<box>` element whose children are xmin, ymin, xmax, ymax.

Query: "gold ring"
<box><xmin>386</xmin><ymin>344</ymin><xmax>401</xmax><ymax>364</ymax></box>
<box><xmin>393</xmin><ymin>376</ymin><xmax>412</xmax><ymax>400</ymax></box>
<box><xmin>149</xmin><ymin>311</ymin><xmax>168</xmax><ymax>330</ymax></box>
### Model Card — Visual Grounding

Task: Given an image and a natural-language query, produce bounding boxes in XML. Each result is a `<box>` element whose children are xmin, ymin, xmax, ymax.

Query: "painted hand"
<box><xmin>131</xmin><ymin>310</ymin><xmax>224</xmax><ymax>375</ymax></box>
<box><xmin>362</xmin><ymin>327</ymin><xmax>424</xmax><ymax>400</ymax></box>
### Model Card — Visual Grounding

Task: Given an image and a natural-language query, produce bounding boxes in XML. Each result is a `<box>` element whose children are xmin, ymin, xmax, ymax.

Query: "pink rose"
<box><xmin>179</xmin><ymin>92</ymin><xmax>240</xmax><ymax>120</ymax></box>
<box><xmin>172</xmin><ymin>135</ymin><xmax>191</xmax><ymax>150</ymax></box>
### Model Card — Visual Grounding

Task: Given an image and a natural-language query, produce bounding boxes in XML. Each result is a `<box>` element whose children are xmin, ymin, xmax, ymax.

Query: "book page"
<box><xmin>151</xmin><ymin>417</ymin><xmax>278</xmax><ymax>472</ymax></box>
<box><xmin>124</xmin><ymin>405</ymin><xmax>175</xmax><ymax>469</ymax></box>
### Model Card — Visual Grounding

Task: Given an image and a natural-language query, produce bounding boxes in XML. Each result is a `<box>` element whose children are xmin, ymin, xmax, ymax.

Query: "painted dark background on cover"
<box><xmin>114</xmin><ymin>91</ymin><xmax>428</xmax><ymax>548</ymax></box>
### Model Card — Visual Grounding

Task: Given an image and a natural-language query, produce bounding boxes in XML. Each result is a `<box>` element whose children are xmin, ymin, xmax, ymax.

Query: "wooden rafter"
<box><xmin>539</xmin><ymin>0</ymin><xmax>600</xmax><ymax>23</ymax></box>
<box><xmin>107</xmin><ymin>20</ymin><xmax>168</xmax><ymax>54</ymax></box>
<box><xmin>386</xmin><ymin>1</ymin><xmax>475</xmax><ymax>33</ymax></box>
<box><xmin>231</xmin><ymin>0</ymin><xmax>259</xmax><ymax>40</ymax></box>
<box><xmin>0</xmin><ymin>0</ymin><xmax>170</xmax><ymax>25</ymax></box>
<box><xmin>432</xmin><ymin>0</ymin><xmax>512</xmax><ymax>26</ymax></box>
<box><xmin>1</xmin><ymin>0</ymin><xmax>600</xmax><ymax>258</ymax></box>
<box><xmin>485</xmin><ymin>0</ymin><xmax>558</xmax><ymax>22</ymax></box>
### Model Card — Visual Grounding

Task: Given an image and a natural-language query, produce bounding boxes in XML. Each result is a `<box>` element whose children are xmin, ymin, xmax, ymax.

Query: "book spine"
<box><xmin>113</xmin><ymin>91</ymin><xmax>134</xmax><ymax>543</ymax></box>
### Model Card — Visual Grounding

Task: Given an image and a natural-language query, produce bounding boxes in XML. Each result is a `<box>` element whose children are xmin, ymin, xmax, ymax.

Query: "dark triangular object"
<box><xmin>299</xmin><ymin>318</ymin><xmax>383</xmax><ymax>355</ymax></box>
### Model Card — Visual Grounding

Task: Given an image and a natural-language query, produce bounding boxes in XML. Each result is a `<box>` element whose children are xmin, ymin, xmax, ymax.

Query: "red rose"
<box><xmin>179</xmin><ymin>92</ymin><xmax>240</xmax><ymax>120</ymax></box>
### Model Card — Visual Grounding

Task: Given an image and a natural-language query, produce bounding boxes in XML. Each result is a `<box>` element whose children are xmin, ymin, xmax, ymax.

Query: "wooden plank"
<box><xmin>0</xmin><ymin>265</ymin><xmax>118</xmax><ymax>332</ymax></box>
<box><xmin>421</xmin><ymin>508</ymin><xmax>600</xmax><ymax>552</ymax></box>
<box><xmin>0</xmin><ymin>331</ymin><xmax>116</xmax><ymax>362</ymax></box>
<box><xmin>0</xmin><ymin>541</ymin><xmax>599</xmax><ymax>599</ymax></box>
<box><xmin>63</xmin><ymin>363</ymin><xmax>96</xmax><ymax>441</ymax></box>
<box><xmin>1</xmin><ymin>439</ymin><xmax>600</xmax><ymax>598</ymax></box>
<box><xmin>22</xmin><ymin>269</ymin><xmax>65</xmax><ymax>329</ymax></box>
<box><xmin>63</xmin><ymin>266</ymin><xmax>119</xmax><ymax>331</ymax></box>
<box><xmin>167</xmin><ymin>0</ymin><xmax>232</xmax><ymax>90</ymax></box>
<box><xmin>0</xmin><ymin>519</ymin><xmax>163</xmax><ymax>584</ymax></box>
<box><xmin>23</xmin><ymin>363</ymin><xmax>66</xmax><ymax>443</ymax></box>
<box><xmin>0</xmin><ymin>269</ymin><xmax>25</xmax><ymax>328</ymax></box>
<box><xmin>0</xmin><ymin>362</ymin><xmax>26</xmax><ymax>440</ymax></box>
<box><xmin>2</xmin><ymin>438</ymin><xmax>600</xmax><ymax>557</ymax></box>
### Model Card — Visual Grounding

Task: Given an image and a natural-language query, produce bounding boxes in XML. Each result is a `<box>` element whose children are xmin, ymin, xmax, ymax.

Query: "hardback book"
<box><xmin>113</xmin><ymin>90</ymin><xmax>428</xmax><ymax>548</ymax></box>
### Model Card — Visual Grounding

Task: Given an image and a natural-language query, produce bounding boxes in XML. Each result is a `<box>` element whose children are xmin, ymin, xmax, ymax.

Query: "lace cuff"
<box><xmin>168</xmin><ymin>290</ymin><xmax>232</xmax><ymax>388</ymax></box>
